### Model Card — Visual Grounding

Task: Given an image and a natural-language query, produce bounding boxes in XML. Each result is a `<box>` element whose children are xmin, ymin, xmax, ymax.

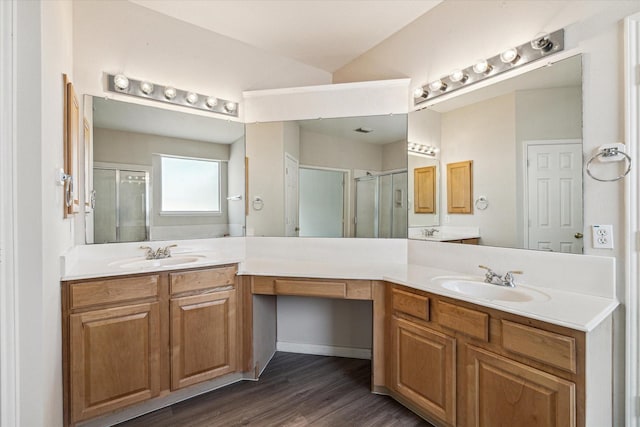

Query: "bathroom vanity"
<box><xmin>60</xmin><ymin>239</ymin><xmax>617</xmax><ymax>427</ymax></box>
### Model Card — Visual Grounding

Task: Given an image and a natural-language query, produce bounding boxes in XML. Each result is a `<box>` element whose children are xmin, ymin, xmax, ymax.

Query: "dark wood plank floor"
<box><xmin>116</xmin><ymin>352</ymin><xmax>433</xmax><ymax>427</ymax></box>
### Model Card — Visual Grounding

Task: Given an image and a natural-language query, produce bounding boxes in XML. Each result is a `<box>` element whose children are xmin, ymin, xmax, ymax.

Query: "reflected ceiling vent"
<box><xmin>355</xmin><ymin>127</ymin><xmax>374</xmax><ymax>133</ymax></box>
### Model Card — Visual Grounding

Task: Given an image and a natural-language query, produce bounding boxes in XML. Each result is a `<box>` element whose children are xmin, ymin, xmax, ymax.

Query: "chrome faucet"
<box><xmin>140</xmin><ymin>244</ymin><xmax>178</xmax><ymax>260</ymax></box>
<box><xmin>422</xmin><ymin>228</ymin><xmax>439</xmax><ymax>237</ymax></box>
<box><xmin>478</xmin><ymin>265</ymin><xmax>523</xmax><ymax>287</ymax></box>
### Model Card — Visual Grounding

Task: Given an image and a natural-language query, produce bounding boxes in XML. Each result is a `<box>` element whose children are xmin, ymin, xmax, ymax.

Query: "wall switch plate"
<box><xmin>592</xmin><ymin>225</ymin><xmax>614</xmax><ymax>249</ymax></box>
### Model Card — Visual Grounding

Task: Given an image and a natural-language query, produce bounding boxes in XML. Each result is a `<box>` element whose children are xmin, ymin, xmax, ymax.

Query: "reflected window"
<box><xmin>160</xmin><ymin>155</ymin><xmax>220</xmax><ymax>213</ymax></box>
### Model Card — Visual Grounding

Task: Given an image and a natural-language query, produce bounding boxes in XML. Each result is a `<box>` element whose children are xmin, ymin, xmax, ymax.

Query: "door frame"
<box><xmin>625</xmin><ymin>11</ymin><xmax>640</xmax><ymax>427</ymax></box>
<box><xmin>521</xmin><ymin>139</ymin><xmax>583</xmax><ymax>251</ymax></box>
<box><xmin>0</xmin><ymin>0</ymin><xmax>17</xmax><ymax>425</ymax></box>
<box><xmin>284</xmin><ymin>153</ymin><xmax>299</xmax><ymax>237</ymax></box>
<box><xmin>299</xmin><ymin>164</ymin><xmax>351</xmax><ymax>238</ymax></box>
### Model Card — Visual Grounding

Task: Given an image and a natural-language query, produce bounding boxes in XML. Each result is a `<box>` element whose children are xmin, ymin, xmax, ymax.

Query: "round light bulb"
<box><xmin>428</xmin><ymin>80</ymin><xmax>446</xmax><ymax>92</ymax></box>
<box><xmin>472</xmin><ymin>59</ymin><xmax>491</xmax><ymax>74</ymax></box>
<box><xmin>531</xmin><ymin>33</ymin><xmax>553</xmax><ymax>52</ymax></box>
<box><xmin>185</xmin><ymin>92</ymin><xmax>199</xmax><ymax>104</ymax></box>
<box><xmin>500</xmin><ymin>48</ymin><xmax>519</xmax><ymax>64</ymax></box>
<box><xmin>164</xmin><ymin>86</ymin><xmax>177</xmax><ymax>100</ymax></box>
<box><xmin>224</xmin><ymin>102</ymin><xmax>237</xmax><ymax>113</ymax></box>
<box><xmin>113</xmin><ymin>74</ymin><xmax>129</xmax><ymax>90</ymax></box>
<box><xmin>140</xmin><ymin>81</ymin><xmax>154</xmax><ymax>95</ymax></box>
<box><xmin>205</xmin><ymin>96</ymin><xmax>218</xmax><ymax>108</ymax></box>
<box><xmin>450</xmin><ymin>69</ymin><xmax>467</xmax><ymax>83</ymax></box>
<box><xmin>413</xmin><ymin>87</ymin><xmax>426</xmax><ymax>98</ymax></box>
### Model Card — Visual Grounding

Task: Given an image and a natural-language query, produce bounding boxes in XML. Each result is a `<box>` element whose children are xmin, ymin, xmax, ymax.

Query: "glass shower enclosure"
<box><xmin>93</xmin><ymin>167</ymin><xmax>149</xmax><ymax>243</ymax></box>
<box><xmin>355</xmin><ymin>171</ymin><xmax>408</xmax><ymax>238</ymax></box>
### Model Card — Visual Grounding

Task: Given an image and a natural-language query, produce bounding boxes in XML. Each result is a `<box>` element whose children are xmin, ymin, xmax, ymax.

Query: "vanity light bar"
<box><xmin>106</xmin><ymin>73</ymin><xmax>239</xmax><ymax>117</ymax></box>
<box><xmin>408</xmin><ymin>142</ymin><xmax>438</xmax><ymax>157</ymax></box>
<box><xmin>413</xmin><ymin>29</ymin><xmax>564</xmax><ymax>106</ymax></box>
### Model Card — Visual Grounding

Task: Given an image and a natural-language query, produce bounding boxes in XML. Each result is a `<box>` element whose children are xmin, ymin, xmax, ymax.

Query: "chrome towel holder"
<box><xmin>585</xmin><ymin>144</ymin><xmax>631</xmax><ymax>182</ymax></box>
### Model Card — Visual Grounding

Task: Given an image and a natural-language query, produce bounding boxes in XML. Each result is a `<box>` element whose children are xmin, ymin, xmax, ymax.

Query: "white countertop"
<box><xmin>61</xmin><ymin>248</ymin><xmax>618</xmax><ymax>333</ymax></box>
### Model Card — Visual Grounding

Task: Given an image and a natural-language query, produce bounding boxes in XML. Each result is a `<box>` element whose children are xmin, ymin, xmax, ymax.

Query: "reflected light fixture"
<box><xmin>106</xmin><ymin>73</ymin><xmax>239</xmax><ymax>117</ymax></box>
<box><xmin>408</xmin><ymin>142</ymin><xmax>439</xmax><ymax>157</ymax></box>
<box><xmin>413</xmin><ymin>28</ymin><xmax>564</xmax><ymax>106</ymax></box>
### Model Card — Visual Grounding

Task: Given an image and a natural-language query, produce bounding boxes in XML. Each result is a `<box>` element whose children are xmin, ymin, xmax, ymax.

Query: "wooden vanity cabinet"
<box><xmin>62</xmin><ymin>264</ymin><xmax>240</xmax><ymax>426</ymax></box>
<box><xmin>169</xmin><ymin>267</ymin><xmax>237</xmax><ymax>390</ymax></box>
<box><xmin>386</xmin><ymin>283</ymin><xmax>585</xmax><ymax>427</ymax></box>
<box><xmin>63</xmin><ymin>275</ymin><xmax>162</xmax><ymax>424</ymax></box>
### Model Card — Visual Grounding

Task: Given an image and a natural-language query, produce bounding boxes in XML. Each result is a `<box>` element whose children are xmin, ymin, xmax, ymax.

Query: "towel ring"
<box><xmin>585</xmin><ymin>147</ymin><xmax>632</xmax><ymax>182</ymax></box>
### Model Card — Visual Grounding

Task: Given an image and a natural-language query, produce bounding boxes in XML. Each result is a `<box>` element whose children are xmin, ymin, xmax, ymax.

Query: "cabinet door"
<box><xmin>447</xmin><ymin>160</ymin><xmax>473</xmax><ymax>214</ymax></box>
<box><xmin>392</xmin><ymin>316</ymin><xmax>456</xmax><ymax>426</ymax></box>
<box><xmin>466</xmin><ymin>345</ymin><xmax>575</xmax><ymax>427</ymax></box>
<box><xmin>70</xmin><ymin>302</ymin><xmax>161</xmax><ymax>423</ymax></box>
<box><xmin>414</xmin><ymin>165</ymin><xmax>436</xmax><ymax>213</ymax></box>
<box><xmin>170</xmin><ymin>289</ymin><xmax>237</xmax><ymax>390</ymax></box>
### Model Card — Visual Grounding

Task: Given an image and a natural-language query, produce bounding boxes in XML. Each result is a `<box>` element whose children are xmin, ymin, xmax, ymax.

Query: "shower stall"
<box><xmin>93</xmin><ymin>166</ymin><xmax>149</xmax><ymax>243</ymax></box>
<box><xmin>355</xmin><ymin>171</ymin><xmax>407</xmax><ymax>238</ymax></box>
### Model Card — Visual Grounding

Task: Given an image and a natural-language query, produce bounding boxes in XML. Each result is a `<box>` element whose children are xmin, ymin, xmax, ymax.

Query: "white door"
<box><xmin>284</xmin><ymin>153</ymin><xmax>299</xmax><ymax>237</ymax></box>
<box><xmin>299</xmin><ymin>168</ymin><xmax>345</xmax><ymax>237</ymax></box>
<box><xmin>526</xmin><ymin>142</ymin><xmax>583</xmax><ymax>253</ymax></box>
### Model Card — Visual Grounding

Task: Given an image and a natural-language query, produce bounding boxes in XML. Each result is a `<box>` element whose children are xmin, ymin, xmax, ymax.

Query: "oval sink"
<box><xmin>432</xmin><ymin>276</ymin><xmax>549</xmax><ymax>303</ymax></box>
<box><xmin>111</xmin><ymin>255</ymin><xmax>205</xmax><ymax>269</ymax></box>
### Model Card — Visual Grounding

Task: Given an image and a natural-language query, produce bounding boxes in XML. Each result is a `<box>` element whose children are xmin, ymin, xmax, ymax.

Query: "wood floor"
<box><xmin>116</xmin><ymin>352</ymin><xmax>433</xmax><ymax>427</ymax></box>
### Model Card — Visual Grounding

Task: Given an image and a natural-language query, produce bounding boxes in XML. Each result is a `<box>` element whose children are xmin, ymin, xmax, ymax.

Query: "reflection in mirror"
<box><xmin>408</xmin><ymin>55</ymin><xmax>583</xmax><ymax>253</ymax></box>
<box><xmin>85</xmin><ymin>96</ymin><xmax>245</xmax><ymax>244</ymax></box>
<box><xmin>245</xmin><ymin>115</ymin><xmax>408</xmax><ymax>238</ymax></box>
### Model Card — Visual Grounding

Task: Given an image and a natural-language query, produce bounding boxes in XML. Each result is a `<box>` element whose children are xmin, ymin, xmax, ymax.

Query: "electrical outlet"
<box><xmin>592</xmin><ymin>225</ymin><xmax>614</xmax><ymax>249</ymax></box>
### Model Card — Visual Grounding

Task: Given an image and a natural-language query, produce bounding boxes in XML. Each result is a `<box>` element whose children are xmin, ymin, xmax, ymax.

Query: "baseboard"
<box><xmin>276</xmin><ymin>341</ymin><xmax>372</xmax><ymax>360</ymax></box>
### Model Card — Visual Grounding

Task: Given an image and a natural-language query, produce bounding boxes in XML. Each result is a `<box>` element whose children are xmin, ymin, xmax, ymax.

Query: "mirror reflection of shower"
<box><xmin>355</xmin><ymin>171</ymin><xmax>407</xmax><ymax>238</ymax></box>
<box><xmin>93</xmin><ymin>166</ymin><xmax>149</xmax><ymax>243</ymax></box>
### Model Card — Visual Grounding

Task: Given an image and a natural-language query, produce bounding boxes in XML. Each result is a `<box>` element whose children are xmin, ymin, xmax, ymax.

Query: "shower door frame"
<box><xmin>94</xmin><ymin>162</ymin><xmax>151</xmax><ymax>243</ymax></box>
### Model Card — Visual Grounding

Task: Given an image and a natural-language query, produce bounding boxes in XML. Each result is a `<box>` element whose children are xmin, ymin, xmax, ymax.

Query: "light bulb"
<box><xmin>450</xmin><ymin>69</ymin><xmax>468</xmax><ymax>83</ymax></box>
<box><xmin>472</xmin><ymin>59</ymin><xmax>492</xmax><ymax>74</ymax></box>
<box><xmin>413</xmin><ymin>87</ymin><xmax>427</xmax><ymax>99</ymax></box>
<box><xmin>224</xmin><ymin>102</ymin><xmax>237</xmax><ymax>113</ymax></box>
<box><xmin>205</xmin><ymin>96</ymin><xmax>218</xmax><ymax>108</ymax></box>
<box><xmin>140</xmin><ymin>81</ymin><xmax>154</xmax><ymax>95</ymax></box>
<box><xmin>164</xmin><ymin>86</ymin><xmax>177</xmax><ymax>100</ymax></box>
<box><xmin>428</xmin><ymin>80</ymin><xmax>447</xmax><ymax>92</ymax></box>
<box><xmin>531</xmin><ymin>33</ymin><xmax>553</xmax><ymax>52</ymax></box>
<box><xmin>113</xmin><ymin>74</ymin><xmax>129</xmax><ymax>90</ymax></box>
<box><xmin>185</xmin><ymin>92</ymin><xmax>198</xmax><ymax>104</ymax></box>
<box><xmin>500</xmin><ymin>48</ymin><xmax>520</xmax><ymax>64</ymax></box>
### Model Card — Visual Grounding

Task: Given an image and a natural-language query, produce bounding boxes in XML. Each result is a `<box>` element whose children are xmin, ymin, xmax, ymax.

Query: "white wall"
<box><xmin>441</xmin><ymin>93</ymin><xmax>517</xmax><ymax>247</ymax></box>
<box><xmin>335</xmin><ymin>2</ymin><xmax>640</xmax><ymax>423</ymax></box>
<box><xmin>245</xmin><ymin>122</ymin><xmax>285</xmax><ymax>236</ymax></box>
<box><xmin>381</xmin><ymin>139</ymin><xmax>408</xmax><ymax>171</ymax></box>
<box><xmin>227</xmin><ymin>137</ymin><xmax>246</xmax><ymax>236</ymax></box>
<box><xmin>12</xmin><ymin>1</ymin><xmax>75</xmax><ymax>426</ymax></box>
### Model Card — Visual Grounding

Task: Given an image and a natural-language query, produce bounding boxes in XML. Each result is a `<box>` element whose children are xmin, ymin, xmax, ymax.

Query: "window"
<box><xmin>160</xmin><ymin>155</ymin><xmax>220</xmax><ymax>213</ymax></box>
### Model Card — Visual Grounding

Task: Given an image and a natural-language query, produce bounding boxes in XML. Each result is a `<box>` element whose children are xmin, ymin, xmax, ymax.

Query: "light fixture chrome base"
<box><xmin>106</xmin><ymin>73</ymin><xmax>239</xmax><ymax>117</ymax></box>
<box><xmin>413</xmin><ymin>29</ymin><xmax>565</xmax><ymax>106</ymax></box>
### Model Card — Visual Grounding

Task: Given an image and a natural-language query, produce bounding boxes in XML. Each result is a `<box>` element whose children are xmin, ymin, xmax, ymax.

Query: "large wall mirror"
<box><xmin>408</xmin><ymin>54</ymin><xmax>583</xmax><ymax>253</ymax></box>
<box><xmin>245</xmin><ymin>114</ymin><xmax>408</xmax><ymax>238</ymax></box>
<box><xmin>85</xmin><ymin>96</ymin><xmax>246</xmax><ymax>244</ymax></box>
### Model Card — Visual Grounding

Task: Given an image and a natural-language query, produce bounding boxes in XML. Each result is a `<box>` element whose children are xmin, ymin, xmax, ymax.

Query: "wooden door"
<box><xmin>447</xmin><ymin>160</ymin><xmax>473</xmax><ymax>214</ymax></box>
<box><xmin>69</xmin><ymin>302</ymin><xmax>160</xmax><ymax>423</ymax></box>
<box><xmin>170</xmin><ymin>289</ymin><xmax>237</xmax><ymax>390</ymax></box>
<box><xmin>465</xmin><ymin>345</ymin><xmax>575</xmax><ymax>427</ymax></box>
<box><xmin>414</xmin><ymin>165</ymin><xmax>436</xmax><ymax>213</ymax></box>
<box><xmin>392</xmin><ymin>316</ymin><xmax>456</xmax><ymax>426</ymax></box>
<box><xmin>526</xmin><ymin>142</ymin><xmax>583</xmax><ymax>253</ymax></box>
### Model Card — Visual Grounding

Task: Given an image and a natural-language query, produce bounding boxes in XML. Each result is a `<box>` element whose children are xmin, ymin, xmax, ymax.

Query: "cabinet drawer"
<box><xmin>170</xmin><ymin>265</ymin><xmax>237</xmax><ymax>295</ymax></box>
<box><xmin>438</xmin><ymin>301</ymin><xmax>489</xmax><ymax>341</ymax></box>
<box><xmin>392</xmin><ymin>288</ymin><xmax>429</xmax><ymax>321</ymax></box>
<box><xmin>251</xmin><ymin>277</ymin><xmax>372</xmax><ymax>300</ymax></box>
<box><xmin>501</xmin><ymin>320</ymin><xmax>577</xmax><ymax>373</ymax></box>
<box><xmin>69</xmin><ymin>275</ymin><xmax>159</xmax><ymax>310</ymax></box>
